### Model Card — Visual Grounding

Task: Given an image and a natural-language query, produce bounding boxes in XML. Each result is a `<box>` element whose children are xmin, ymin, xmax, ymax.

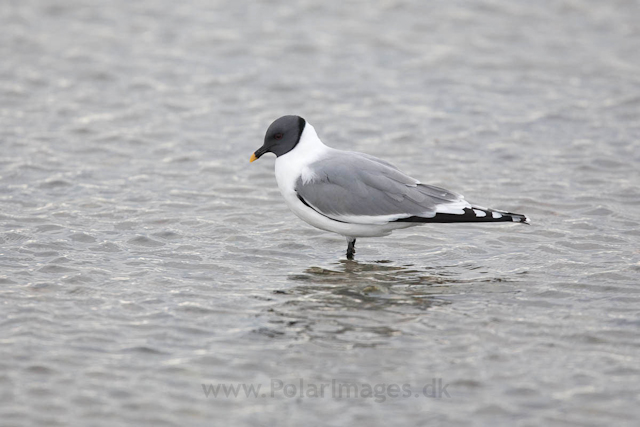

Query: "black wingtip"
<box><xmin>394</xmin><ymin>208</ymin><xmax>530</xmax><ymax>224</ymax></box>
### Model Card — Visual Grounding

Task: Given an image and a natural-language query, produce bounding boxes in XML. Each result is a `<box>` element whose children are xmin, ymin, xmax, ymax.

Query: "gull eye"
<box><xmin>274</xmin><ymin>133</ymin><xmax>284</xmax><ymax>140</ymax></box>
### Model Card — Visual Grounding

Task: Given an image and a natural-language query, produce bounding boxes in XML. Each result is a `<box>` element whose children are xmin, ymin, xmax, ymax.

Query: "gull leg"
<box><xmin>346</xmin><ymin>238</ymin><xmax>356</xmax><ymax>260</ymax></box>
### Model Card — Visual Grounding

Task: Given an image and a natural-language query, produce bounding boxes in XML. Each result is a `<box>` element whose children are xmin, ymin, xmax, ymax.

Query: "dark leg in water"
<box><xmin>346</xmin><ymin>238</ymin><xmax>356</xmax><ymax>260</ymax></box>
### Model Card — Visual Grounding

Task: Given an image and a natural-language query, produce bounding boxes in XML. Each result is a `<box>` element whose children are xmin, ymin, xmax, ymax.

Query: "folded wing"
<box><xmin>295</xmin><ymin>151</ymin><xmax>469</xmax><ymax>225</ymax></box>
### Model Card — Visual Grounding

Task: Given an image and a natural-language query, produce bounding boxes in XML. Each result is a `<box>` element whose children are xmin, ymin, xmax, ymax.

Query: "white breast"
<box><xmin>274</xmin><ymin>123</ymin><xmax>329</xmax><ymax>197</ymax></box>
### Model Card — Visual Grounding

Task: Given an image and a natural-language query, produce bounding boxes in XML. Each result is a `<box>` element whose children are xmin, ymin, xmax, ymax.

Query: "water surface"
<box><xmin>1</xmin><ymin>0</ymin><xmax>640</xmax><ymax>425</ymax></box>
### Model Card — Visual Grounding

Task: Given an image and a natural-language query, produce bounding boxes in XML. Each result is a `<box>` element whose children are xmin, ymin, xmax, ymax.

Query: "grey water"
<box><xmin>2</xmin><ymin>0</ymin><xmax>640</xmax><ymax>425</ymax></box>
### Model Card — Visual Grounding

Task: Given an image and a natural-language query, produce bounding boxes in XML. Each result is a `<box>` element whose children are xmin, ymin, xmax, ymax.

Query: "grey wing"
<box><xmin>295</xmin><ymin>152</ymin><xmax>468</xmax><ymax>224</ymax></box>
<box><xmin>354</xmin><ymin>152</ymin><xmax>401</xmax><ymax>170</ymax></box>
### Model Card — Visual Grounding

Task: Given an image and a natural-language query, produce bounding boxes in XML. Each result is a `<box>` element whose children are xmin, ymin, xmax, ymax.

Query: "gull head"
<box><xmin>250</xmin><ymin>115</ymin><xmax>306</xmax><ymax>162</ymax></box>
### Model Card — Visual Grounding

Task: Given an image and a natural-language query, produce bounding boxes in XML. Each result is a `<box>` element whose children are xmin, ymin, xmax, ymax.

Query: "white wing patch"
<box><xmin>434</xmin><ymin>199</ymin><xmax>472</xmax><ymax>215</ymax></box>
<box><xmin>473</xmin><ymin>209</ymin><xmax>487</xmax><ymax>217</ymax></box>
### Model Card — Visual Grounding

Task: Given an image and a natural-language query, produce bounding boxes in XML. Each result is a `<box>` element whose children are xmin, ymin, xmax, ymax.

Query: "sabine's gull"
<box><xmin>250</xmin><ymin>115</ymin><xmax>529</xmax><ymax>260</ymax></box>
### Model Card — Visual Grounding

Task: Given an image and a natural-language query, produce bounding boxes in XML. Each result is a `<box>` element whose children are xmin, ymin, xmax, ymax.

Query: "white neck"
<box><xmin>290</xmin><ymin>123</ymin><xmax>327</xmax><ymax>157</ymax></box>
<box><xmin>274</xmin><ymin>123</ymin><xmax>330</xmax><ymax>193</ymax></box>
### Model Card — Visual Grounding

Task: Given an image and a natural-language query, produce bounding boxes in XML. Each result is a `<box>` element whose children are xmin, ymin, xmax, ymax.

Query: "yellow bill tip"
<box><xmin>249</xmin><ymin>153</ymin><xmax>257</xmax><ymax>163</ymax></box>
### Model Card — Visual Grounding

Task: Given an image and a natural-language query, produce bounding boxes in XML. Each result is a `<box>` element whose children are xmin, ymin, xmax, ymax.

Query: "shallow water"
<box><xmin>2</xmin><ymin>0</ymin><xmax>640</xmax><ymax>425</ymax></box>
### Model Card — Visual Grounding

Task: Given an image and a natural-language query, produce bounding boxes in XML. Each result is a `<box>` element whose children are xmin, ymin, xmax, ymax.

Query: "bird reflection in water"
<box><xmin>257</xmin><ymin>260</ymin><xmax>463</xmax><ymax>350</ymax></box>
